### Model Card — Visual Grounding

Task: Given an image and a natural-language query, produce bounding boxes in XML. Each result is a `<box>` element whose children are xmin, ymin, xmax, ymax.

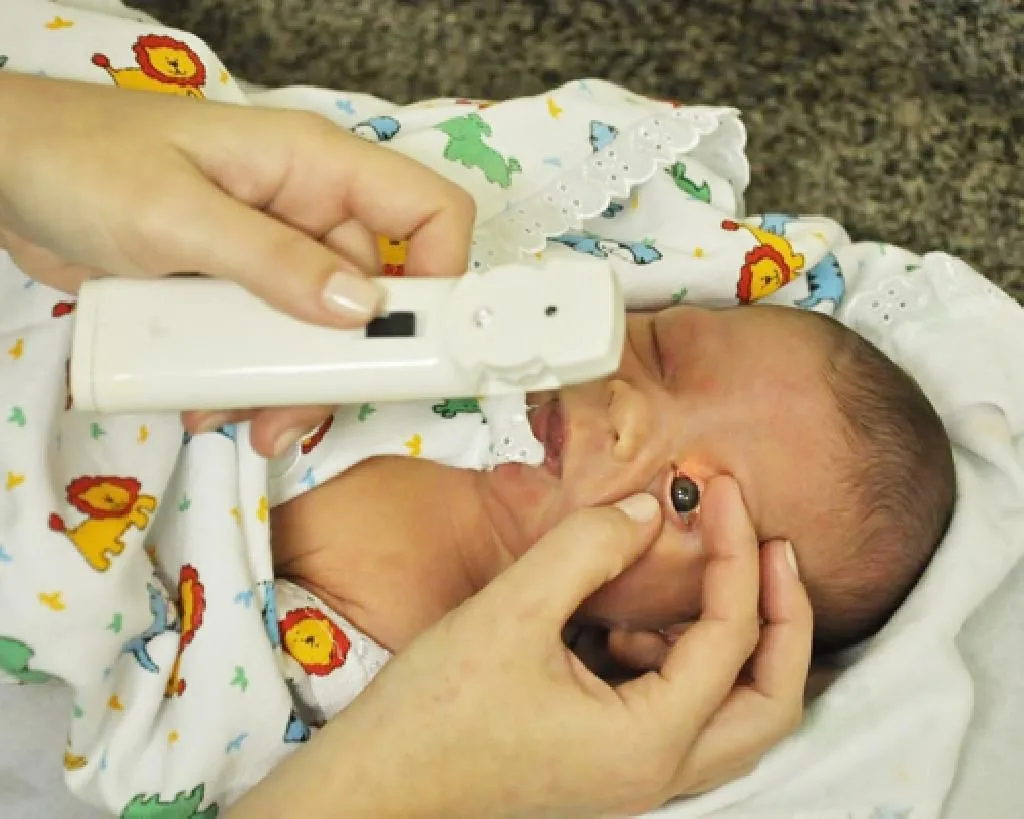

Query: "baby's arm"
<box><xmin>0</xmin><ymin>256</ymin><xmax>309</xmax><ymax>815</ymax></box>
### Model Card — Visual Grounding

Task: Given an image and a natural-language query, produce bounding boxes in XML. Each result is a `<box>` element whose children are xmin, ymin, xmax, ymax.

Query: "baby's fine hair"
<box><xmin>807</xmin><ymin>311</ymin><xmax>956</xmax><ymax>655</ymax></box>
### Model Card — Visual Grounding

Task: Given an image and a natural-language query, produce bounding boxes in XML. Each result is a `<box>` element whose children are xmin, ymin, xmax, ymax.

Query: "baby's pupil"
<box><xmin>670</xmin><ymin>476</ymin><xmax>700</xmax><ymax>514</ymax></box>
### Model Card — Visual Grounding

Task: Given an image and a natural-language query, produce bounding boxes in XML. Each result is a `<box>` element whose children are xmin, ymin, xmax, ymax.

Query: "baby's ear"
<box><xmin>606</xmin><ymin>625</ymin><xmax>692</xmax><ymax>672</ymax></box>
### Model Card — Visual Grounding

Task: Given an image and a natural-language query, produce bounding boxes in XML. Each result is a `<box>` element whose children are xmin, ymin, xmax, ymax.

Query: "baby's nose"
<box><xmin>607</xmin><ymin>380</ymin><xmax>651</xmax><ymax>461</ymax></box>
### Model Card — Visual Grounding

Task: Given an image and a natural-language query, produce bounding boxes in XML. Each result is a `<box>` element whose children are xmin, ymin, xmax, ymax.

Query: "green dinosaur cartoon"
<box><xmin>431</xmin><ymin>397</ymin><xmax>483</xmax><ymax>419</ymax></box>
<box><xmin>666</xmin><ymin>161</ymin><xmax>711</xmax><ymax>204</ymax></box>
<box><xmin>435</xmin><ymin>113</ymin><xmax>522</xmax><ymax>188</ymax></box>
<box><xmin>121</xmin><ymin>785</ymin><xmax>218</xmax><ymax>819</ymax></box>
<box><xmin>0</xmin><ymin>636</ymin><xmax>51</xmax><ymax>683</ymax></box>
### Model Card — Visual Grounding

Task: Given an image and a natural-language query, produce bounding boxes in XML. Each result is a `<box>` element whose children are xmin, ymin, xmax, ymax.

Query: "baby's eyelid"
<box><xmin>650</xmin><ymin>318</ymin><xmax>666</xmax><ymax>381</ymax></box>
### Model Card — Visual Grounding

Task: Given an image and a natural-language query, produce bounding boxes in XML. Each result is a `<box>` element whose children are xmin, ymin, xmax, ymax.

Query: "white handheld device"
<box><xmin>69</xmin><ymin>258</ymin><xmax>625</xmax><ymax>412</ymax></box>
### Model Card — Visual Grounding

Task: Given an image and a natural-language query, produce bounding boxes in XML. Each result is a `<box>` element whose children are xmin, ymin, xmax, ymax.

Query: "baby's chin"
<box><xmin>485</xmin><ymin>460</ymin><xmax>555</xmax><ymax>498</ymax></box>
<box><xmin>481</xmin><ymin>462</ymin><xmax>568</xmax><ymax>541</ymax></box>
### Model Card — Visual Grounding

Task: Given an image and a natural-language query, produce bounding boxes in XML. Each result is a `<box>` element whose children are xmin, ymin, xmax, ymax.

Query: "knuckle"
<box><xmin>121</xmin><ymin>199</ymin><xmax>177</xmax><ymax>273</ymax></box>
<box><xmin>619</xmin><ymin>757</ymin><xmax>671</xmax><ymax>799</ymax></box>
<box><xmin>633</xmin><ymin>740</ymin><xmax>681</xmax><ymax>794</ymax></box>
<box><xmin>287</xmin><ymin>108</ymin><xmax>339</xmax><ymax>139</ymax></box>
<box><xmin>740</xmin><ymin>620</ymin><xmax>761</xmax><ymax>654</ymax></box>
<box><xmin>781</xmin><ymin>705</ymin><xmax>804</xmax><ymax>736</ymax></box>
<box><xmin>448</xmin><ymin>184</ymin><xmax>477</xmax><ymax>222</ymax></box>
<box><xmin>731</xmin><ymin>761</ymin><xmax>758</xmax><ymax>784</ymax></box>
<box><xmin>604</xmin><ymin>734</ymin><xmax>669</xmax><ymax>798</ymax></box>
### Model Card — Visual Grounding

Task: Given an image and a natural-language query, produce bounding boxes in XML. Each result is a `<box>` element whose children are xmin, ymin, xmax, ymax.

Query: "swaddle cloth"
<box><xmin>1</xmin><ymin>3</ymin><xmax>1023</xmax><ymax>819</ymax></box>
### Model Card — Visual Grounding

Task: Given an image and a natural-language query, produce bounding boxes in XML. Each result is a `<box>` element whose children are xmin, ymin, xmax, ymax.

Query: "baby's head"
<box><xmin>487</xmin><ymin>303</ymin><xmax>956</xmax><ymax>655</ymax></box>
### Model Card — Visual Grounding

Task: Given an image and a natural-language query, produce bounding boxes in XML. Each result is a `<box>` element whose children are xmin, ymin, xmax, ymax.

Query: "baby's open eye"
<box><xmin>664</xmin><ymin>468</ymin><xmax>702</xmax><ymax>532</ymax></box>
<box><xmin>670</xmin><ymin>475</ymin><xmax>700</xmax><ymax>514</ymax></box>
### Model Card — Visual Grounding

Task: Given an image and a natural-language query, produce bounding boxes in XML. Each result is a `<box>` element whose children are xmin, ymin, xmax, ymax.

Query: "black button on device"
<box><xmin>365</xmin><ymin>311</ymin><xmax>416</xmax><ymax>338</ymax></box>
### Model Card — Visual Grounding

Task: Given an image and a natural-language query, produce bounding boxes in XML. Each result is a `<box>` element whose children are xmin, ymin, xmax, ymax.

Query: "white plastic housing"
<box><xmin>69</xmin><ymin>258</ymin><xmax>625</xmax><ymax>413</ymax></box>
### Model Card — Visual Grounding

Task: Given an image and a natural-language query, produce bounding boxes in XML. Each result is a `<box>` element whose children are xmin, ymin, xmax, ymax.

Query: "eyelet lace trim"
<box><xmin>469</xmin><ymin>106</ymin><xmax>747</xmax><ymax>271</ymax></box>
<box><xmin>841</xmin><ymin>252</ymin><xmax>1021</xmax><ymax>340</ymax></box>
<box><xmin>480</xmin><ymin>394</ymin><xmax>545</xmax><ymax>467</ymax></box>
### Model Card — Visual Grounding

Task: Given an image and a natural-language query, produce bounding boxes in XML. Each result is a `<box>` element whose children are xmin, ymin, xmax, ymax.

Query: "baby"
<box><xmin>268</xmin><ymin>300</ymin><xmax>956</xmax><ymax>677</ymax></box>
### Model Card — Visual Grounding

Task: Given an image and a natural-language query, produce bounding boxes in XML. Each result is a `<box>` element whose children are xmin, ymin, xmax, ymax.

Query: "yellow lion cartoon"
<box><xmin>91</xmin><ymin>34</ymin><xmax>207</xmax><ymax>99</ymax></box>
<box><xmin>279</xmin><ymin>608</ymin><xmax>351</xmax><ymax>677</ymax></box>
<box><xmin>377</xmin><ymin>235</ymin><xmax>408</xmax><ymax>276</ymax></box>
<box><xmin>48</xmin><ymin>476</ymin><xmax>158</xmax><ymax>572</ymax></box>
<box><xmin>722</xmin><ymin>218</ymin><xmax>807</xmax><ymax>303</ymax></box>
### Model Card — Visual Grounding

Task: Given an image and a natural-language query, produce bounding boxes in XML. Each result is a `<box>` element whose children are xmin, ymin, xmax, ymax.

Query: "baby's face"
<box><xmin>484</xmin><ymin>304</ymin><xmax>846</xmax><ymax>633</ymax></box>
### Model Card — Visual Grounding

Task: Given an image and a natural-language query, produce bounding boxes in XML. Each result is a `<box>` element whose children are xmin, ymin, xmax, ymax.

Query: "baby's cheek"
<box><xmin>576</xmin><ymin>460</ymin><xmax>662</xmax><ymax>511</ymax></box>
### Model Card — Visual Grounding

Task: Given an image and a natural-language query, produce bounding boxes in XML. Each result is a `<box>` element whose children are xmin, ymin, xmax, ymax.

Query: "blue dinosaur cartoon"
<box><xmin>351</xmin><ymin>115</ymin><xmax>401</xmax><ymax>143</ymax></box>
<box><xmin>122</xmin><ymin>583</ymin><xmax>179</xmax><ymax>674</ymax></box>
<box><xmin>182</xmin><ymin>424</ymin><xmax>237</xmax><ymax>447</ymax></box>
<box><xmin>759</xmin><ymin>213</ymin><xmax>797</xmax><ymax>236</ymax></box>
<box><xmin>589</xmin><ymin>120</ymin><xmax>618</xmax><ymax>152</ymax></box>
<box><xmin>795</xmin><ymin>251</ymin><xmax>845</xmax><ymax>310</ymax></box>
<box><xmin>283</xmin><ymin>710</ymin><xmax>311</xmax><ymax>744</ymax></box>
<box><xmin>617</xmin><ymin>240</ymin><xmax>662</xmax><ymax>264</ymax></box>
<box><xmin>258</xmin><ymin>580</ymin><xmax>281</xmax><ymax>650</ymax></box>
<box><xmin>551</xmin><ymin>231</ymin><xmax>662</xmax><ymax>265</ymax></box>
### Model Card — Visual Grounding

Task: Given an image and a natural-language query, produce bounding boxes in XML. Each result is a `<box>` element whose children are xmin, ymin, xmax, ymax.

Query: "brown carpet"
<box><xmin>136</xmin><ymin>0</ymin><xmax>1024</xmax><ymax>300</ymax></box>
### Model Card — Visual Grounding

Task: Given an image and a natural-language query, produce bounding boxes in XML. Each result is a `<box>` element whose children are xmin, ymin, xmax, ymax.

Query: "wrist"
<box><xmin>225</xmin><ymin>710</ymin><xmax>425</xmax><ymax>819</ymax></box>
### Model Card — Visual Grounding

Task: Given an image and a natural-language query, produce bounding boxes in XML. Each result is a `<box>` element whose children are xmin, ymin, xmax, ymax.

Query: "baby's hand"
<box><xmin>0</xmin><ymin>72</ymin><xmax>475</xmax><ymax>456</ymax></box>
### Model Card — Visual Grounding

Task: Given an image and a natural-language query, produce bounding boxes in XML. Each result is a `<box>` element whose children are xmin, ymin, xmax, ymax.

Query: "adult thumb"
<box><xmin>156</xmin><ymin>172</ymin><xmax>384</xmax><ymax>329</ymax></box>
<box><xmin>485</xmin><ymin>494</ymin><xmax>663</xmax><ymax>633</ymax></box>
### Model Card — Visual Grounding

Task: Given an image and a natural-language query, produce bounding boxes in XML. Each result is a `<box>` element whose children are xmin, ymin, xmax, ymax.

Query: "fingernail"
<box><xmin>614</xmin><ymin>493</ymin><xmax>659</xmax><ymax>523</ymax></box>
<box><xmin>321</xmin><ymin>270</ymin><xmax>383</xmax><ymax>320</ymax></box>
<box><xmin>194</xmin><ymin>412</ymin><xmax>232</xmax><ymax>434</ymax></box>
<box><xmin>272</xmin><ymin>426</ymin><xmax>308</xmax><ymax>459</ymax></box>
<box><xmin>783</xmin><ymin>540</ymin><xmax>799</xmax><ymax>578</ymax></box>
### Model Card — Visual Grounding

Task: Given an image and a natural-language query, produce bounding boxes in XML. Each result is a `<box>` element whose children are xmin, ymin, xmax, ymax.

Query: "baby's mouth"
<box><xmin>527</xmin><ymin>396</ymin><xmax>565</xmax><ymax>478</ymax></box>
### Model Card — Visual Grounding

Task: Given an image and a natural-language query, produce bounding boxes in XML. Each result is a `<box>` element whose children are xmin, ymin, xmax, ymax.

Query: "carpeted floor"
<box><xmin>137</xmin><ymin>0</ymin><xmax>1023</xmax><ymax>300</ymax></box>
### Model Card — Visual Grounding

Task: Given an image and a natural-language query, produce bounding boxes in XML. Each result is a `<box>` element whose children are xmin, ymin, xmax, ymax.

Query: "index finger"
<box><xmin>338</xmin><ymin>137</ymin><xmax>477</xmax><ymax>278</ymax></box>
<box><xmin>617</xmin><ymin>476</ymin><xmax>761</xmax><ymax>732</ymax></box>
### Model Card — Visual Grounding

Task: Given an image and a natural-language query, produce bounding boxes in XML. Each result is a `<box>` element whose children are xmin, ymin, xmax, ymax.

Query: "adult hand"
<box><xmin>228</xmin><ymin>477</ymin><xmax>813</xmax><ymax>818</ymax></box>
<box><xmin>0</xmin><ymin>72</ymin><xmax>475</xmax><ymax>456</ymax></box>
